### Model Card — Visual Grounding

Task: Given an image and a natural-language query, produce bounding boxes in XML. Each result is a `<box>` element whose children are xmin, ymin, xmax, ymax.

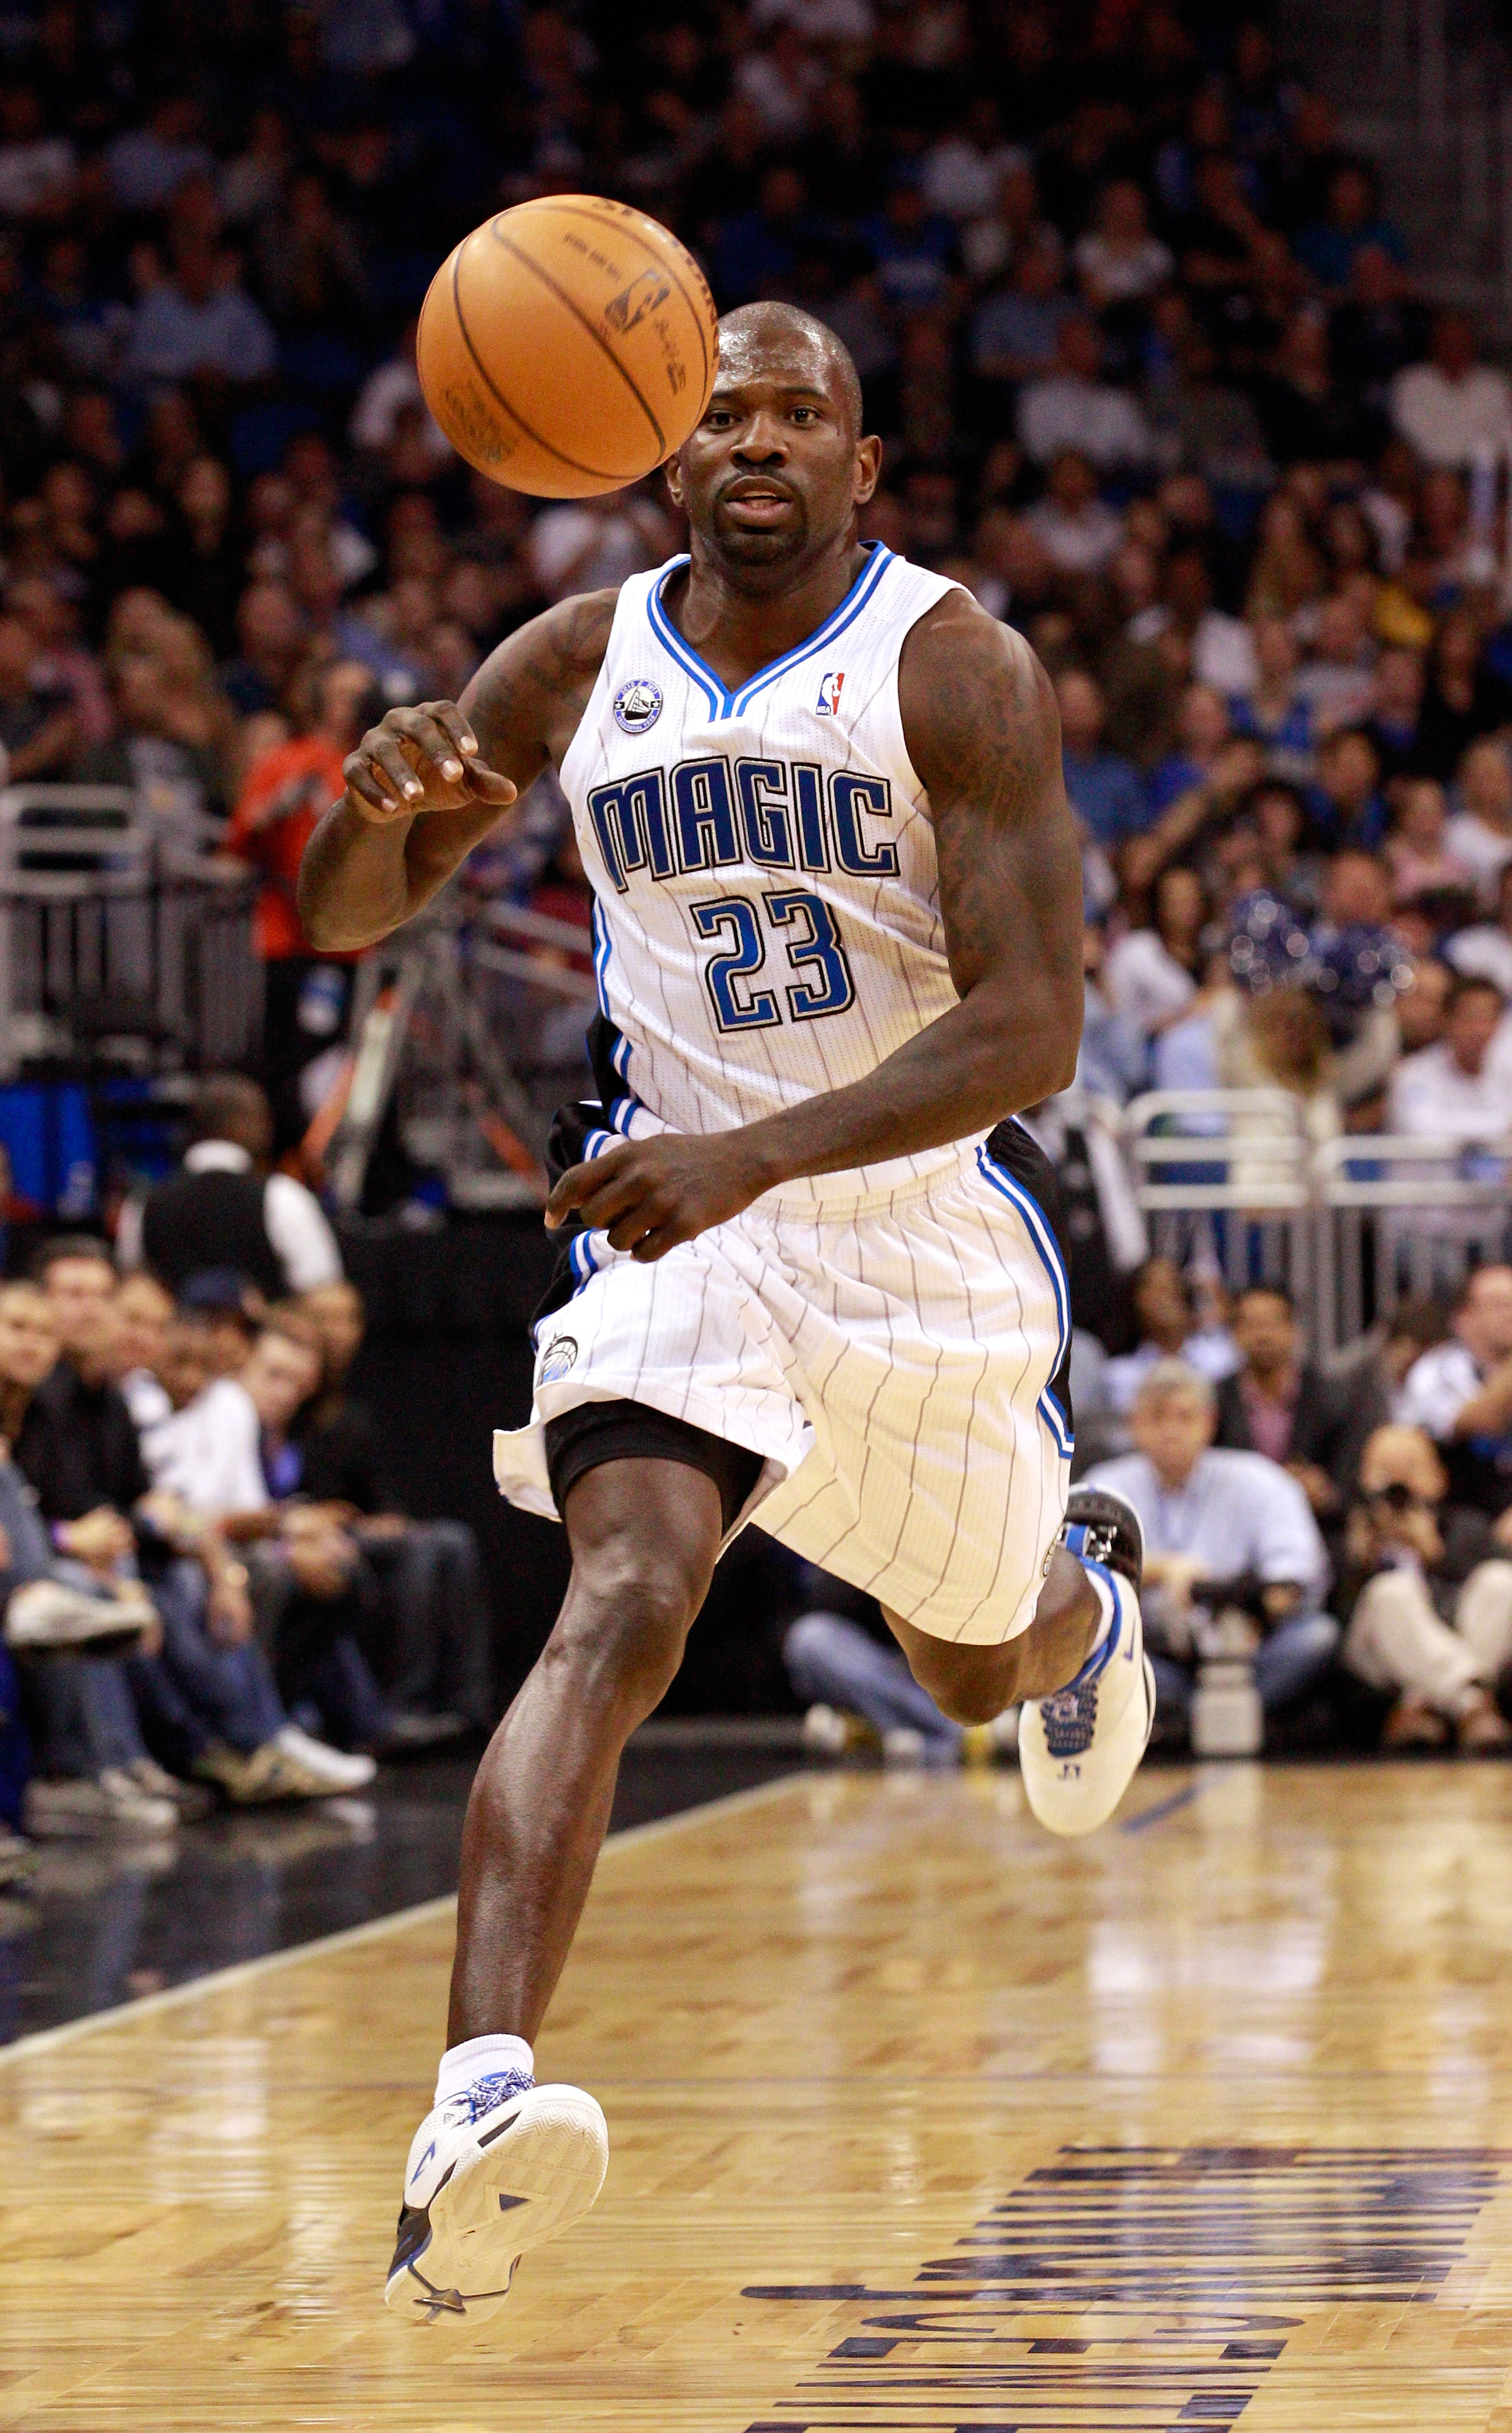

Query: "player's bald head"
<box><xmin>715</xmin><ymin>301</ymin><xmax>865</xmax><ymax>437</ymax></box>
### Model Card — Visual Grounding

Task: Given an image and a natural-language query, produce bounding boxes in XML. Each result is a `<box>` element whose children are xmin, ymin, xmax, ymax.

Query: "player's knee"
<box><xmin>903</xmin><ymin>1639</ymin><xmax>1019</xmax><ymax>1726</ymax></box>
<box><xmin>553</xmin><ymin>1545</ymin><xmax>704</xmax><ymax>1717</ymax></box>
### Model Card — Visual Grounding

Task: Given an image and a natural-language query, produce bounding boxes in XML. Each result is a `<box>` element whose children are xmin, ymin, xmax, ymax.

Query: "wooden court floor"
<box><xmin>4</xmin><ymin>1761</ymin><xmax>1512</xmax><ymax>2430</ymax></box>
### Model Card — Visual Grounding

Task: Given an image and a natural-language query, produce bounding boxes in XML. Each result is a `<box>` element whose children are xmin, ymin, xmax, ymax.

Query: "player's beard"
<box><xmin>704</xmin><ymin>481</ymin><xmax>812</xmax><ymax>572</ymax></box>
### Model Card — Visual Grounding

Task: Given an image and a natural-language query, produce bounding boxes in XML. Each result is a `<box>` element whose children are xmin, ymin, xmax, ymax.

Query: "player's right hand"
<box><xmin>343</xmin><ymin>701</ymin><xmax>519</xmax><ymax>825</ymax></box>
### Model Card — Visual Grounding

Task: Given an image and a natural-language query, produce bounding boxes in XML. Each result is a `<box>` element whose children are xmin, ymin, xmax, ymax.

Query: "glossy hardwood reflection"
<box><xmin>4</xmin><ymin>1764</ymin><xmax>1512</xmax><ymax>2429</ymax></box>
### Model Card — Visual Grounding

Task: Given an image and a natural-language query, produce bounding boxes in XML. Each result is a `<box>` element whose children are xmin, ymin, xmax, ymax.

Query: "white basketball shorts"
<box><xmin>492</xmin><ymin>1125</ymin><xmax>1073</xmax><ymax>1647</ymax></box>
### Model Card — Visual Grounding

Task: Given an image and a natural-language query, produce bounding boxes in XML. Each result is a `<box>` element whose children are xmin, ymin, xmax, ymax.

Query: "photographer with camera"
<box><xmin>1083</xmin><ymin>1360</ymin><xmax>1336</xmax><ymax>1745</ymax></box>
<box><xmin>1339</xmin><ymin>1422</ymin><xmax>1512</xmax><ymax>1752</ymax></box>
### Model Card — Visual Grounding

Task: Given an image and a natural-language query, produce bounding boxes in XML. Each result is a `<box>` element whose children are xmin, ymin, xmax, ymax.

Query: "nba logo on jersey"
<box><xmin>613</xmin><ymin>678</ymin><xmax>662</xmax><ymax>735</ymax></box>
<box><xmin>815</xmin><ymin>670</ymin><xmax>845</xmax><ymax>716</ymax></box>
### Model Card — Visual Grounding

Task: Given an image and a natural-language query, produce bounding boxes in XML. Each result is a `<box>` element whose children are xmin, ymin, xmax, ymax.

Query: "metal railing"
<box><xmin>1120</xmin><ymin>1089</ymin><xmax>1511</xmax><ymax>1352</ymax></box>
<box><xmin>0</xmin><ymin>785</ymin><xmax>261</xmax><ymax>1077</ymax></box>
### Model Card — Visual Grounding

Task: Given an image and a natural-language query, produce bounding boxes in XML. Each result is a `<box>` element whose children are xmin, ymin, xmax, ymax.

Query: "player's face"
<box><xmin>669</xmin><ymin>331</ymin><xmax>878</xmax><ymax>574</ymax></box>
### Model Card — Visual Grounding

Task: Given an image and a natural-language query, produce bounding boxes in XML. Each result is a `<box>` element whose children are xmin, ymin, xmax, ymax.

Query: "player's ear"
<box><xmin>853</xmin><ymin>435</ymin><xmax>883</xmax><ymax>508</ymax></box>
<box><xmin>662</xmin><ymin>452</ymin><xmax>687</xmax><ymax>512</ymax></box>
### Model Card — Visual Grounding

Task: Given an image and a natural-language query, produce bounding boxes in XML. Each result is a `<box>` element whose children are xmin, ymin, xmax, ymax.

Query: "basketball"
<box><xmin>416</xmin><ymin>196</ymin><xmax>719</xmax><ymax>499</ymax></box>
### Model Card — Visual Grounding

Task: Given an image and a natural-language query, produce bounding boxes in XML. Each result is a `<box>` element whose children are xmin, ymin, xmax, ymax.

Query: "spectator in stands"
<box><xmin>1018</xmin><ymin>313</ymin><xmax>1156</xmax><ymax>473</ymax></box>
<box><xmin>1102</xmin><ymin>1256</ymin><xmax>1239</xmax><ymax>1415</ymax></box>
<box><xmin>1447</xmin><ymin>862</ymin><xmax>1512</xmax><ymax>998</ymax></box>
<box><xmin>298</xmin><ymin>1278</ymin><xmax>494</xmax><ymax>1736</ymax></box>
<box><xmin>1214</xmin><ymin>1283</ymin><xmax>1384</xmax><ymax>1520</ymax></box>
<box><xmin>223</xmin><ymin>659</ymin><xmax>378</xmax><ymax>1139</ymax></box>
<box><xmin>1055</xmin><ymin>669</ymin><xmax>1146</xmax><ymax>849</ymax></box>
<box><xmin>1397</xmin><ymin>1265</ymin><xmax>1512</xmax><ymax>1516</ymax></box>
<box><xmin>1390</xmin><ymin>311</ymin><xmax>1512</xmax><ymax>470</ymax></box>
<box><xmin>969</xmin><ymin>230</ymin><xmax>1073</xmax><ymax>390</ymax></box>
<box><xmin>121</xmin><ymin>237</ymin><xmax>277</xmax><ymax>388</ymax></box>
<box><xmin>0</xmin><ymin>1278</ymin><xmax>180</xmax><ymax>1840</ymax></box>
<box><xmin>0</xmin><ymin>611</ymin><xmax>78</xmax><ymax>779</ymax></box>
<box><xmin>235</xmin><ymin>1318</ymin><xmax>392</xmax><ymax>1754</ymax></box>
<box><xmin>1103</xmin><ymin>865</ymin><xmax>1208</xmax><ymax>1046</ymax></box>
<box><xmin>1339</xmin><ymin>1422</ymin><xmax>1512</xmax><ymax>1749</ymax></box>
<box><xmin>1445</xmin><ymin>739</ymin><xmax>1512</xmax><ymax>902</ymax></box>
<box><xmin>120</xmin><ymin>1074</ymin><xmax>340</xmax><ymax>1299</ymax></box>
<box><xmin>1385</xmin><ymin>779</ymin><xmax>1474</xmax><ymax>906</ymax></box>
<box><xmin>1084</xmin><ymin>1361</ymin><xmax>1337</xmax><ymax>1740</ymax></box>
<box><xmin>1388</xmin><ymin>975</ymin><xmax>1512</xmax><ymax>1142</ymax></box>
<box><xmin>16</xmin><ymin>1241</ymin><xmax>367</xmax><ymax>1804</ymax></box>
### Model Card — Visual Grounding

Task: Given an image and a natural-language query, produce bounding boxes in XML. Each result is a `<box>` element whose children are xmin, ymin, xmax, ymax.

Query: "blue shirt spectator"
<box><xmin>124</xmin><ymin>247</ymin><xmax>278</xmax><ymax>387</ymax></box>
<box><xmin>1057</xmin><ymin>669</ymin><xmax>1148</xmax><ymax>846</ymax></box>
<box><xmin>862</xmin><ymin>183</ymin><xmax>957</xmax><ymax>316</ymax></box>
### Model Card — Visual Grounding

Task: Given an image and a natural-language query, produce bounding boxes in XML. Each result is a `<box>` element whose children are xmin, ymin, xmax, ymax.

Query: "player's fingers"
<box><xmin>369</xmin><ymin>737</ymin><xmax>427</xmax><ymax>802</ymax></box>
<box><xmin>603</xmin><ymin>1200</ymin><xmax>662</xmax><ymax>1252</ymax></box>
<box><xmin>343</xmin><ymin>754</ymin><xmax>402</xmax><ymax>815</ymax></box>
<box><xmin>392</xmin><ymin>707</ymin><xmax>468</xmax><ymax>782</ymax></box>
<box><xmin>545</xmin><ymin>1155</ymin><xmax>620</xmax><ymax>1227</ymax></box>
<box><xmin>629</xmin><ymin>1221</ymin><xmax>684</xmax><ymax>1264</ymax></box>
<box><xmin>428</xmin><ymin>701</ymin><xmax>478</xmax><ymax>756</ymax></box>
<box><xmin>468</xmin><ymin>760</ymin><xmax>519</xmax><ymax>804</ymax></box>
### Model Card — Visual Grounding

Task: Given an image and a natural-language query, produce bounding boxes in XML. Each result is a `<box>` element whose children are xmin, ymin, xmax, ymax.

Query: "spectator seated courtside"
<box><xmin>1084</xmin><ymin>1361</ymin><xmax>1339</xmax><ymax>1746</ymax></box>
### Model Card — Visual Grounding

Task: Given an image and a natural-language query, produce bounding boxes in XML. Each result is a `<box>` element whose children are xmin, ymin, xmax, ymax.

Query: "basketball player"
<box><xmin>299</xmin><ymin>301</ymin><xmax>1153</xmax><ymax>2327</ymax></box>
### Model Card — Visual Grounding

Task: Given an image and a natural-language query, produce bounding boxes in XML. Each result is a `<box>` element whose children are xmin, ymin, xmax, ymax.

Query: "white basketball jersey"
<box><xmin>559</xmin><ymin>543</ymin><xmax>965</xmax><ymax>1207</ymax></box>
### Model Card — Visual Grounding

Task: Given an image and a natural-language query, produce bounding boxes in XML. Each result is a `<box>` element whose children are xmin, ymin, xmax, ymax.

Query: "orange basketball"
<box><xmin>416</xmin><ymin>196</ymin><xmax>719</xmax><ymax>499</ymax></box>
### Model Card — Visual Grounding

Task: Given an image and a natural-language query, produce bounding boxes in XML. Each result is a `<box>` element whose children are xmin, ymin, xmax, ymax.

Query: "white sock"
<box><xmin>435</xmin><ymin>2032</ymin><xmax>533</xmax><ymax>2107</ymax></box>
<box><xmin>1083</xmin><ymin>1568</ymin><xmax>1117</xmax><ymax>1656</ymax></box>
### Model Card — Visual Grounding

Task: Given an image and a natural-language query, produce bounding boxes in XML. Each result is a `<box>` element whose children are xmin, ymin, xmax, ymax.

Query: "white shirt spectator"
<box><xmin>140</xmin><ymin>1376</ymin><xmax>266</xmax><ymax>1517</ymax></box>
<box><xmin>1102</xmin><ymin>1331</ymin><xmax>1241</xmax><ymax>1416</ymax></box>
<box><xmin>1103</xmin><ymin>927</ymin><xmax>1197</xmax><ymax>1038</ymax></box>
<box><xmin>1018</xmin><ymin>373</ymin><xmax>1156</xmax><ymax>470</ymax></box>
<box><xmin>921</xmin><ymin>133</ymin><xmax>1028</xmax><ymax>221</ymax></box>
<box><xmin>349</xmin><ymin>354</ymin><xmax>453</xmax><ymax>469</ymax></box>
<box><xmin>1394</xmin><ymin>1339</ymin><xmax>1488</xmax><ymax>1438</ymax></box>
<box><xmin>1447</xmin><ymin>921</ymin><xmax>1512</xmax><ymax>998</ymax></box>
<box><xmin>121</xmin><ymin>1367</ymin><xmax>171</xmax><ymax>1430</ymax></box>
<box><xmin>1390</xmin><ymin>361</ymin><xmax>1512</xmax><ymax>469</ymax></box>
<box><xmin>116</xmin><ymin>1140</ymin><xmax>343</xmax><ymax>1293</ymax></box>
<box><xmin>1072</xmin><ymin>228</ymin><xmax>1173</xmax><ymax>303</ymax></box>
<box><xmin>1192</xmin><ymin>609</ymin><xmax>1258</xmax><ymax>697</ymax></box>
<box><xmin>1083</xmin><ymin>1445</ymin><xmax>1330</xmax><ymax>1606</ymax></box>
<box><xmin>1444</xmin><ymin>810</ymin><xmax>1512</xmax><ymax>901</ymax></box>
<box><xmin>1024</xmin><ymin>493</ymin><xmax>1124</xmax><ymax>575</ymax></box>
<box><xmin>1388</xmin><ymin>1040</ymin><xmax>1512</xmax><ymax>1142</ymax></box>
<box><xmin>529</xmin><ymin>500</ymin><xmax>671</xmax><ymax>602</ymax></box>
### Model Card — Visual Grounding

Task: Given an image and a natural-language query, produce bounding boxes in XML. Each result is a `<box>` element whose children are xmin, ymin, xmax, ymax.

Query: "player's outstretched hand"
<box><xmin>545</xmin><ymin>1134</ymin><xmax>766</xmax><ymax>1263</ymax></box>
<box><xmin>343</xmin><ymin>701</ymin><xmax>518</xmax><ymax>825</ymax></box>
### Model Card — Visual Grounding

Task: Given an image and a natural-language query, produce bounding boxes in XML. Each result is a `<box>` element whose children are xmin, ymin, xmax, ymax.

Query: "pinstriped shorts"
<box><xmin>492</xmin><ymin>1129</ymin><xmax>1072</xmax><ymax>1646</ymax></box>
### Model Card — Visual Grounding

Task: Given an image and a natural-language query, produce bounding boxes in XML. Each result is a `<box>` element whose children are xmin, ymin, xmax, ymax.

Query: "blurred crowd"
<box><xmin>4</xmin><ymin>1</ymin><xmax>1512</xmax><ymax>1779</ymax></box>
<box><xmin>0</xmin><ymin>1078</ymin><xmax>493</xmax><ymax>1880</ymax></box>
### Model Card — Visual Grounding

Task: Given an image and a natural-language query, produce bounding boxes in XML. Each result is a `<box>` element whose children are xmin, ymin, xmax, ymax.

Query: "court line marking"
<box><xmin>1119</xmin><ymin>1782</ymin><xmax>1198</xmax><ymax>1833</ymax></box>
<box><xmin>0</xmin><ymin>1770</ymin><xmax>808</xmax><ymax>2067</ymax></box>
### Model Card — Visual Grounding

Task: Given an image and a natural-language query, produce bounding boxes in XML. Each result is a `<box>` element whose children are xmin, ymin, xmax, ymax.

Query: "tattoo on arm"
<box><xmin>900</xmin><ymin>594</ymin><xmax>1084</xmax><ymax>1006</ymax></box>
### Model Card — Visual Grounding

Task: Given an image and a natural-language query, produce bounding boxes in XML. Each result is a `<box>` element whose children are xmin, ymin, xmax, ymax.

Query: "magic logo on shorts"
<box><xmin>538</xmin><ymin>1334</ymin><xmax>578</xmax><ymax>1384</ymax></box>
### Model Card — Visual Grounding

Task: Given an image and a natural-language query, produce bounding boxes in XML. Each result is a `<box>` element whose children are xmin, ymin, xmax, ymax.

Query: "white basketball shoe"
<box><xmin>385</xmin><ymin>2067</ymin><xmax>608</xmax><ymax>2326</ymax></box>
<box><xmin>1020</xmin><ymin>1487</ymin><xmax>1155</xmax><ymax>1837</ymax></box>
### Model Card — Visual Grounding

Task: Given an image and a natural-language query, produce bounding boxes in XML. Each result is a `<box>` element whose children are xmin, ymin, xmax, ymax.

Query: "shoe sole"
<box><xmin>385</xmin><ymin>2084</ymin><xmax>609</xmax><ymax>2327</ymax></box>
<box><xmin>1020</xmin><ymin>1584</ymin><xmax>1157</xmax><ymax>1838</ymax></box>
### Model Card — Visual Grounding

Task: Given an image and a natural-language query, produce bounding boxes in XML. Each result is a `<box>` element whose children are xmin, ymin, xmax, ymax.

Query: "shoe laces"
<box><xmin>1038</xmin><ymin>1680</ymin><xmax>1099</xmax><ymax>1757</ymax></box>
<box><xmin>445</xmin><ymin>2069</ymin><xmax>534</xmax><ymax>2127</ymax></box>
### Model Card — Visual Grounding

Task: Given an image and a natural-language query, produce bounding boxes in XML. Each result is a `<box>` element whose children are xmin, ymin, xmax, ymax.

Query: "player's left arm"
<box><xmin>546</xmin><ymin>593</ymin><xmax>1083</xmax><ymax>1263</ymax></box>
